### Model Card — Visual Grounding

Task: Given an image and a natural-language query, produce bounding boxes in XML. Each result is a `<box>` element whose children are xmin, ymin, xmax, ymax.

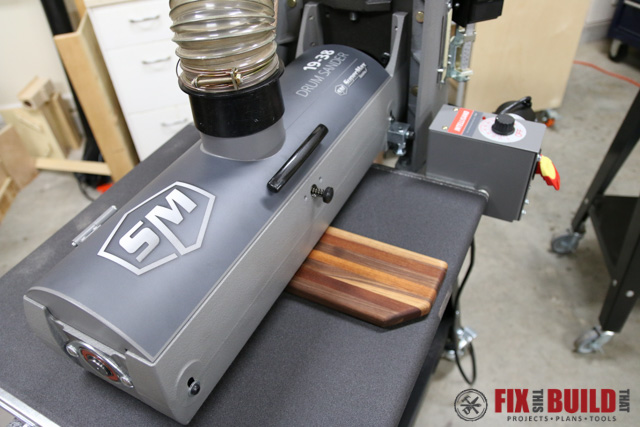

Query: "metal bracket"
<box><xmin>0</xmin><ymin>387</ymin><xmax>60</xmax><ymax>427</ymax></box>
<box><xmin>437</xmin><ymin>4</ymin><xmax>454</xmax><ymax>83</ymax></box>
<box><xmin>295</xmin><ymin>2</ymin><xmax>324</xmax><ymax>57</ymax></box>
<box><xmin>387</xmin><ymin>120</ymin><xmax>414</xmax><ymax>156</ymax></box>
<box><xmin>443</xmin><ymin>326</ymin><xmax>477</xmax><ymax>361</ymax></box>
<box><xmin>71</xmin><ymin>205</ymin><xmax>117</xmax><ymax>247</ymax></box>
<box><xmin>447</xmin><ymin>25</ymin><xmax>476</xmax><ymax>83</ymax></box>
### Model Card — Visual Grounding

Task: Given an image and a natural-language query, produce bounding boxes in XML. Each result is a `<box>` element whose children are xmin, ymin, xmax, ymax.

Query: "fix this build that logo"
<box><xmin>496</xmin><ymin>388</ymin><xmax>630</xmax><ymax>422</ymax></box>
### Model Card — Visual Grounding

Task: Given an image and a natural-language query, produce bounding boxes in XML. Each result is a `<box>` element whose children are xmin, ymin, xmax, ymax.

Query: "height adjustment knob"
<box><xmin>492</xmin><ymin>114</ymin><xmax>516</xmax><ymax>136</ymax></box>
<box><xmin>311</xmin><ymin>184</ymin><xmax>334</xmax><ymax>204</ymax></box>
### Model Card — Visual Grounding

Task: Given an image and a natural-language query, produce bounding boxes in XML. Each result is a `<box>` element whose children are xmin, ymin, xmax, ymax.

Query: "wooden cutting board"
<box><xmin>287</xmin><ymin>227</ymin><xmax>448</xmax><ymax>327</ymax></box>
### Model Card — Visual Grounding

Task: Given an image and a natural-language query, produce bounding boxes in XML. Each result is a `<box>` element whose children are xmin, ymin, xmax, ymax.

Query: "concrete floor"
<box><xmin>0</xmin><ymin>41</ymin><xmax>639</xmax><ymax>425</ymax></box>
<box><xmin>416</xmin><ymin>41</ymin><xmax>640</xmax><ymax>426</ymax></box>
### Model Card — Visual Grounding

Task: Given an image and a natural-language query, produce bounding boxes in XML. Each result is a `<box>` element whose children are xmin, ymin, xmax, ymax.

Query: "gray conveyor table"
<box><xmin>0</xmin><ymin>126</ymin><xmax>487</xmax><ymax>426</ymax></box>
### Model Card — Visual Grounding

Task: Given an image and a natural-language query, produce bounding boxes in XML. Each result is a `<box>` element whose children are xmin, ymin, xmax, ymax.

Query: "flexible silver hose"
<box><xmin>169</xmin><ymin>0</ymin><xmax>280</xmax><ymax>93</ymax></box>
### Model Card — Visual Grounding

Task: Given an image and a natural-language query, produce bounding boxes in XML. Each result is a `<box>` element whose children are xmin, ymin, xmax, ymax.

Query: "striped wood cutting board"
<box><xmin>287</xmin><ymin>227</ymin><xmax>448</xmax><ymax>327</ymax></box>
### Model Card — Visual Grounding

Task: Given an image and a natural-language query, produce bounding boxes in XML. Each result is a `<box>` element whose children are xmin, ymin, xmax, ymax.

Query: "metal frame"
<box><xmin>0</xmin><ymin>387</ymin><xmax>60</xmax><ymax>427</ymax></box>
<box><xmin>553</xmin><ymin>90</ymin><xmax>640</xmax><ymax>352</ymax></box>
<box><xmin>608</xmin><ymin>0</ymin><xmax>640</xmax><ymax>50</ymax></box>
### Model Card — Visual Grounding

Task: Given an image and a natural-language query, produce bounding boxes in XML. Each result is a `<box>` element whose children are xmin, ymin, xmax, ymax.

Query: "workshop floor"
<box><xmin>416</xmin><ymin>41</ymin><xmax>640</xmax><ymax>427</ymax></box>
<box><xmin>1</xmin><ymin>40</ymin><xmax>639</xmax><ymax>426</ymax></box>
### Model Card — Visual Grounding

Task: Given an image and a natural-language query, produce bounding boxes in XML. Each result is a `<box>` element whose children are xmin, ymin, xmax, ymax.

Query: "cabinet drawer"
<box><xmin>127</xmin><ymin>104</ymin><xmax>193</xmax><ymax>160</ymax></box>
<box><xmin>90</xmin><ymin>0</ymin><xmax>173</xmax><ymax>50</ymax></box>
<box><xmin>104</xmin><ymin>39</ymin><xmax>187</xmax><ymax>114</ymax></box>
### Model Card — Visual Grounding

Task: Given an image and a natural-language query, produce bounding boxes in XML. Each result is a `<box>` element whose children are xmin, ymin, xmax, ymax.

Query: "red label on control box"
<box><xmin>449</xmin><ymin>108</ymin><xmax>474</xmax><ymax>135</ymax></box>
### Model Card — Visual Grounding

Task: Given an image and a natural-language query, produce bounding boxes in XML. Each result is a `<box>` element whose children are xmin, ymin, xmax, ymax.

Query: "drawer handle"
<box><xmin>161</xmin><ymin>118</ymin><xmax>189</xmax><ymax>127</ymax></box>
<box><xmin>129</xmin><ymin>15</ymin><xmax>161</xmax><ymax>24</ymax></box>
<box><xmin>142</xmin><ymin>57</ymin><xmax>172</xmax><ymax>65</ymax></box>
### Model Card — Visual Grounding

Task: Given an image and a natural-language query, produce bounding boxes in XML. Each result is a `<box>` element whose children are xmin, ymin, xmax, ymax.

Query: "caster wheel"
<box><xmin>609</xmin><ymin>39</ymin><xmax>628</xmax><ymax>63</ymax></box>
<box><xmin>574</xmin><ymin>328</ymin><xmax>600</xmax><ymax>354</ymax></box>
<box><xmin>574</xmin><ymin>327</ymin><xmax>614</xmax><ymax>354</ymax></box>
<box><xmin>551</xmin><ymin>231</ymin><xmax>583</xmax><ymax>254</ymax></box>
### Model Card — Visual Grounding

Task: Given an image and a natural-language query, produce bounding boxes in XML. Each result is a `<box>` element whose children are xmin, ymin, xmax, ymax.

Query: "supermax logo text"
<box><xmin>496</xmin><ymin>389</ymin><xmax>630</xmax><ymax>422</ymax></box>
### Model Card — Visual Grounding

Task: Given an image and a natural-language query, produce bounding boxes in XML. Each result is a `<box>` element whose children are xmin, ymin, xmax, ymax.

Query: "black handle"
<box><xmin>267</xmin><ymin>124</ymin><xmax>328</xmax><ymax>193</ymax></box>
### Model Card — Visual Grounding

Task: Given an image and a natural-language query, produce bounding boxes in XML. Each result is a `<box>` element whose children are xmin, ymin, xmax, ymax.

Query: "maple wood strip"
<box><xmin>308</xmin><ymin>250</ymin><xmax>438</xmax><ymax>301</ymax></box>
<box><xmin>303</xmin><ymin>258</ymin><xmax>433</xmax><ymax>309</ymax></box>
<box><xmin>325</xmin><ymin>227</ymin><xmax>448</xmax><ymax>269</ymax></box>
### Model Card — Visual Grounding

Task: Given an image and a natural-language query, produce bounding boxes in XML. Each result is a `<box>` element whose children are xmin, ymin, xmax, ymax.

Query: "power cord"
<box><xmin>77</xmin><ymin>180</ymin><xmax>97</xmax><ymax>202</ymax></box>
<box><xmin>497</xmin><ymin>96</ymin><xmax>532</xmax><ymax>115</ymax></box>
<box><xmin>453</xmin><ymin>239</ymin><xmax>477</xmax><ymax>385</ymax></box>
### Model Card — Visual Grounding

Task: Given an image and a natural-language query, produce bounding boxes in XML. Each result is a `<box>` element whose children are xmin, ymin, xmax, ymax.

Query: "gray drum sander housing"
<box><xmin>23</xmin><ymin>45</ymin><xmax>403</xmax><ymax>424</ymax></box>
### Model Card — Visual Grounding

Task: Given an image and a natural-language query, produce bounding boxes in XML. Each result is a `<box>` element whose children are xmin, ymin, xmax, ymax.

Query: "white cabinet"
<box><xmin>89</xmin><ymin>0</ymin><xmax>174</xmax><ymax>50</ymax></box>
<box><xmin>102</xmin><ymin>40</ymin><xmax>187</xmax><ymax>114</ymax></box>
<box><xmin>127</xmin><ymin>104</ymin><xmax>192</xmax><ymax>160</ymax></box>
<box><xmin>87</xmin><ymin>0</ymin><xmax>190</xmax><ymax>160</ymax></box>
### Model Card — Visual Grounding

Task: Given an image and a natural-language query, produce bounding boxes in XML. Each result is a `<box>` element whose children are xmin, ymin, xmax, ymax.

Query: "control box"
<box><xmin>426</xmin><ymin>105</ymin><xmax>545</xmax><ymax>222</ymax></box>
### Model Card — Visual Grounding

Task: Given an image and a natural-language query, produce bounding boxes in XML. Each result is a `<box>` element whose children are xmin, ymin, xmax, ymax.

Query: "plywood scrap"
<box><xmin>54</xmin><ymin>15</ymin><xmax>138</xmax><ymax>181</ymax></box>
<box><xmin>18</xmin><ymin>77</ymin><xmax>55</xmax><ymax>110</ymax></box>
<box><xmin>0</xmin><ymin>107</ymin><xmax>68</xmax><ymax>159</ymax></box>
<box><xmin>0</xmin><ymin>177</ymin><xmax>19</xmax><ymax>224</ymax></box>
<box><xmin>0</xmin><ymin>125</ymin><xmax>38</xmax><ymax>189</ymax></box>
<box><xmin>35</xmin><ymin>158</ymin><xmax>111</xmax><ymax>176</ymax></box>
<box><xmin>45</xmin><ymin>93</ymin><xmax>83</xmax><ymax>150</ymax></box>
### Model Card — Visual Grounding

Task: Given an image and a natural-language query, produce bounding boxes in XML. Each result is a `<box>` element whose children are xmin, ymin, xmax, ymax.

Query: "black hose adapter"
<box><xmin>179</xmin><ymin>62</ymin><xmax>285</xmax><ymax>139</ymax></box>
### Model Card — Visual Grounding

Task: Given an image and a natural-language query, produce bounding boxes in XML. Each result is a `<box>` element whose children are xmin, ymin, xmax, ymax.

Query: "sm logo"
<box><xmin>98</xmin><ymin>182</ymin><xmax>215</xmax><ymax>275</ymax></box>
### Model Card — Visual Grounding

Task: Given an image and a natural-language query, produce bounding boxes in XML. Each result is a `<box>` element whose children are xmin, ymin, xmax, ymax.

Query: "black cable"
<box><xmin>77</xmin><ymin>180</ymin><xmax>97</xmax><ymax>202</ymax></box>
<box><xmin>498</xmin><ymin>96</ymin><xmax>532</xmax><ymax>115</ymax></box>
<box><xmin>454</xmin><ymin>239</ymin><xmax>475</xmax><ymax>309</ymax></box>
<box><xmin>453</xmin><ymin>239</ymin><xmax>477</xmax><ymax>385</ymax></box>
<box><xmin>455</xmin><ymin>341</ymin><xmax>476</xmax><ymax>385</ymax></box>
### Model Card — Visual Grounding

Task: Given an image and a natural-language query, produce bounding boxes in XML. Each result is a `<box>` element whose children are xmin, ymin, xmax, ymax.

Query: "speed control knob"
<box><xmin>492</xmin><ymin>114</ymin><xmax>516</xmax><ymax>136</ymax></box>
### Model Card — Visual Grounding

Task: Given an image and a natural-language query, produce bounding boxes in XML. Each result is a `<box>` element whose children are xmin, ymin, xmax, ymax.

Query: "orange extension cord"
<box><xmin>573</xmin><ymin>60</ymin><xmax>640</xmax><ymax>88</ymax></box>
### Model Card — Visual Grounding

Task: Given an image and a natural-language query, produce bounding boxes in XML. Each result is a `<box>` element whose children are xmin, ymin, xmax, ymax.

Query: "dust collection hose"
<box><xmin>169</xmin><ymin>0</ymin><xmax>286</xmax><ymax>160</ymax></box>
